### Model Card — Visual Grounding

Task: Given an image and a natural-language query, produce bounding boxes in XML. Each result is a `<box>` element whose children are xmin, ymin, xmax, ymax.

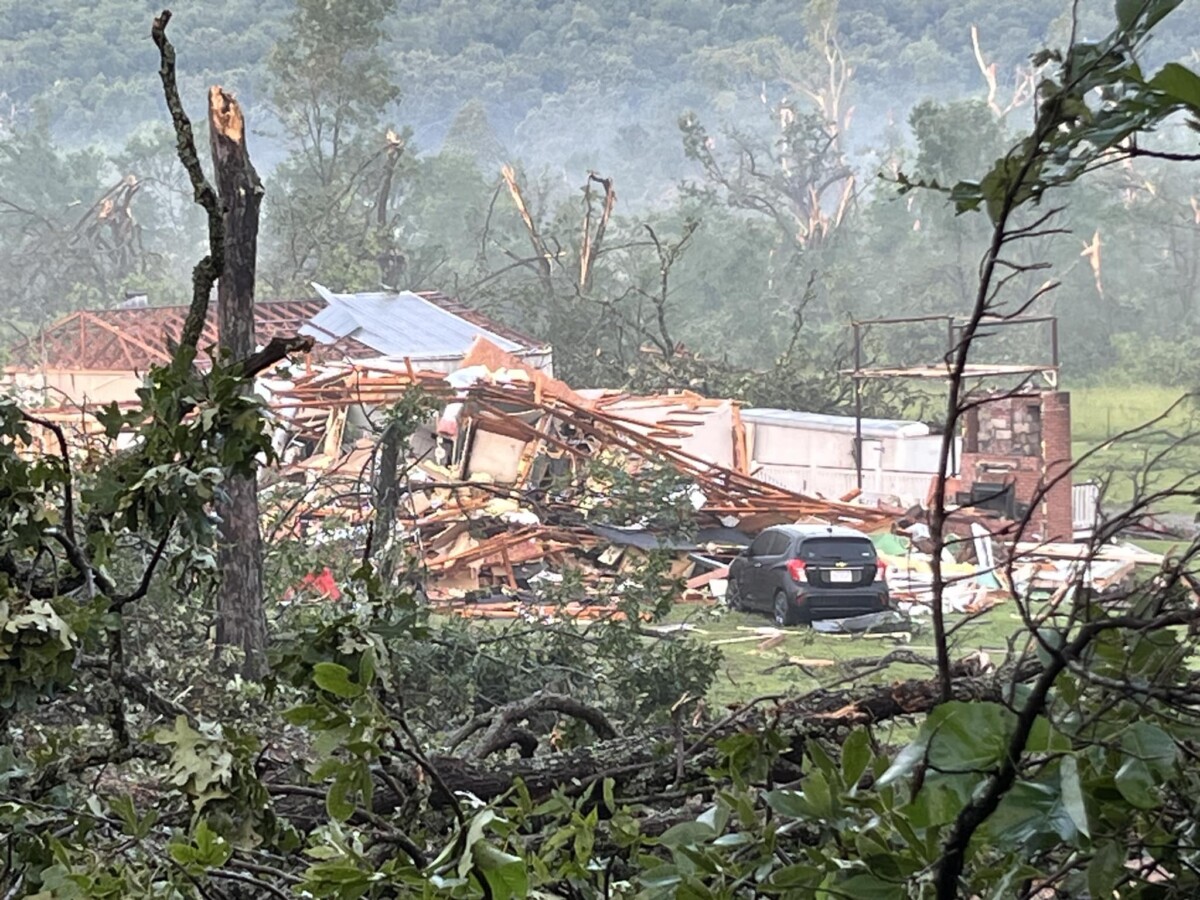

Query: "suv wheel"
<box><xmin>773</xmin><ymin>591</ymin><xmax>801</xmax><ymax>627</ymax></box>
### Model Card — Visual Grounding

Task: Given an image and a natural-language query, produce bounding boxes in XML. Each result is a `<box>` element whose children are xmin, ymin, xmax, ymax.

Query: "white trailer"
<box><xmin>742</xmin><ymin>408</ymin><xmax>961</xmax><ymax>507</ymax></box>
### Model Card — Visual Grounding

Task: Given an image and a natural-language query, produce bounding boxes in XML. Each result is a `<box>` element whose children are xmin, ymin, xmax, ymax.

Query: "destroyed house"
<box><xmin>841</xmin><ymin>315</ymin><xmax>1095</xmax><ymax>541</ymax></box>
<box><xmin>4</xmin><ymin>286</ymin><xmax>550</xmax><ymax>409</ymax></box>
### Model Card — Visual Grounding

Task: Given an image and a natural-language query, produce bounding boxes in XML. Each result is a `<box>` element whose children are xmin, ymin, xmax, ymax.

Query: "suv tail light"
<box><xmin>876</xmin><ymin>559</ymin><xmax>888</xmax><ymax>584</ymax></box>
<box><xmin>786</xmin><ymin>559</ymin><xmax>808</xmax><ymax>583</ymax></box>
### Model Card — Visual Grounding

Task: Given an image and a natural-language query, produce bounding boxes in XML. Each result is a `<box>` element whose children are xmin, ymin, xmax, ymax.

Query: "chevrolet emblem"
<box><xmin>835</xmin><ymin>561</ymin><xmax>847</xmax><ymax>568</ymax></box>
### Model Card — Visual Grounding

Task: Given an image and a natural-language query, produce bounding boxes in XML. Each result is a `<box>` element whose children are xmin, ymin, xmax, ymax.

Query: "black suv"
<box><xmin>727</xmin><ymin>525</ymin><xmax>890</xmax><ymax>626</ymax></box>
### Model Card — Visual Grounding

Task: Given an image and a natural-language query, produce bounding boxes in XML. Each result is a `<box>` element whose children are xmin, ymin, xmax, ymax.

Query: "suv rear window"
<box><xmin>797</xmin><ymin>538</ymin><xmax>875</xmax><ymax>562</ymax></box>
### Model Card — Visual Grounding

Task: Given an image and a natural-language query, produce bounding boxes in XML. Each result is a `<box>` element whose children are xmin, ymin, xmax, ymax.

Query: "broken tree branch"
<box><xmin>236</xmin><ymin>335</ymin><xmax>316</xmax><ymax>379</ymax></box>
<box><xmin>151</xmin><ymin>9</ymin><xmax>223</xmax><ymax>356</ymax></box>
<box><xmin>245</xmin><ymin>663</ymin><xmax>1029</xmax><ymax>828</ymax></box>
<box><xmin>448</xmin><ymin>690</ymin><xmax>619</xmax><ymax>760</ymax></box>
<box><xmin>16</xmin><ymin>411</ymin><xmax>115</xmax><ymax>598</ymax></box>
<box><xmin>579</xmin><ymin>172</ymin><xmax>616</xmax><ymax>292</ymax></box>
<box><xmin>501</xmin><ymin>164</ymin><xmax>554</xmax><ymax>292</ymax></box>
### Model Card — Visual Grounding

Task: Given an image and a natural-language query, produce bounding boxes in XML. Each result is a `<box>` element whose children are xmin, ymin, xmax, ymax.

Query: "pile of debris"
<box><xmin>13</xmin><ymin>334</ymin><xmax>1169</xmax><ymax>621</ymax></box>
<box><xmin>261</xmin><ymin>338</ymin><xmax>899</xmax><ymax>616</ymax></box>
<box><xmin>870</xmin><ymin>524</ymin><xmax>1162</xmax><ymax>619</ymax></box>
<box><xmin>259</xmin><ymin>338</ymin><xmax>1171</xmax><ymax>619</ymax></box>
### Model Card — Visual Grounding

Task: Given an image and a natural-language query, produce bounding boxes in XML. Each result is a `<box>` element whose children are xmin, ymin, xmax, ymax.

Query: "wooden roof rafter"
<box><xmin>6</xmin><ymin>295</ymin><xmax>541</xmax><ymax>372</ymax></box>
<box><xmin>83</xmin><ymin>312</ymin><xmax>175</xmax><ymax>369</ymax></box>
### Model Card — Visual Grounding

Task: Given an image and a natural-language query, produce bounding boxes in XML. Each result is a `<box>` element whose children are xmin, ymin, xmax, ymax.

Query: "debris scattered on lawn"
<box><xmin>811</xmin><ymin>610</ymin><xmax>914</xmax><ymax>635</ymax></box>
<box><xmin>15</xmin><ymin>334</ymin><xmax>1169</xmax><ymax>619</ymax></box>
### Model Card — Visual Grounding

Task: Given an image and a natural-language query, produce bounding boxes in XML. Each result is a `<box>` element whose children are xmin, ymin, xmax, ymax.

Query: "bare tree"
<box><xmin>971</xmin><ymin>24</ymin><xmax>1037</xmax><ymax>119</ymax></box>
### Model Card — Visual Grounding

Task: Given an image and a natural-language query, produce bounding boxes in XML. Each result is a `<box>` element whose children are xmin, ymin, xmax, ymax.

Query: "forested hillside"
<box><xmin>1</xmin><ymin>0</ymin><xmax>1199</xmax><ymax>399</ymax></box>
<box><xmin>6</xmin><ymin>0</ymin><xmax>1196</xmax><ymax>154</ymax></box>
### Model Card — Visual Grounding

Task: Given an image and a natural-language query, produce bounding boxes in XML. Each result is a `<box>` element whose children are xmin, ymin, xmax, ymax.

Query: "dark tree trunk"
<box><xmin>371</xmin><ymin>420</ymin><xmax>403</xmax><ymax>585</ymax></box>
<box><xmin>209</xmin><ymin>86</ymin><xmax>268</xmax><ymax>678</ymax></box>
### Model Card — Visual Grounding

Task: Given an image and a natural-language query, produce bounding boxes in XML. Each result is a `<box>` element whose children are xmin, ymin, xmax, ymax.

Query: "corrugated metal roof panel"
<box><xmin>302</xmin><ymin>284</ymin><xmax>523</xmax><ymax>358</ymax></box>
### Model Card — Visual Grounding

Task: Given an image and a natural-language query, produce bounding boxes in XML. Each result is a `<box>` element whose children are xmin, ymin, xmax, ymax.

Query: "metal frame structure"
<box><xmin>842</xmin><ymin>313</ymin><xmax>1060</xmax><ymax>490</ymax></box>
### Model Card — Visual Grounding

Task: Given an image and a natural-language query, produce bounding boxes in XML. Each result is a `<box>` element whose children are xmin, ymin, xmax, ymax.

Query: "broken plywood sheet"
<box><xmin>479</xmin><ymin>537</ymin><xmax>545</xmax><ymax>569</ymax></box>
<box><xmin>465</xmin><ymin>428</ymin><xmax>532</xmax><ymax>485</ymax></box>
<box><xmin>686</xmin><ymin>565</ymin><xmax>730</xmax><ymax>589</ymax></box>
<box><xmin>597</xmin><ymin>545</ymin><xmax>624</xmax><ymax>567</ymax></box>
<box><xmin>1012</xmin><ymin>541</ymin><xmax>1164</xmax><ymax>567</ymax></box>
<box><xmin>599</xmin><ymin>396</ymin><xmax>739</xmax><ymax>471</ymax></box>
<box><xmin>669</xmin><ymin>557</ymin><xmax>696</xmax><ymax>580</ymax></box>
<box><xmin>425</xmin><ymin>567</ymin><xmax>481</xmax><ymax>597</ymax></box>
<box><xmin>427</xmin><ymin>529</ymin><xmax>480</xmax><ymax>569</ymax></box>
<box><xmin>406</xmin><ymin>490</ymin><xmax>434</xmax><ymax>517</ymax></box>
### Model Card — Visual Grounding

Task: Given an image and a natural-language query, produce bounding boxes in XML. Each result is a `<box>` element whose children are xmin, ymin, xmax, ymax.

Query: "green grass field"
<box><xmin>1069</xmin><ymin>384</ymin><xmax>1200</xmax><ymax>514</ymax></box>
<box><xmin>663</xmin><ymin>604</ymin><xmax>1022</xmax><ymax>707</ymax></box>
<box><xmin>904</xmin><ymin>383</ymin><xmax>1200</xmax><ymax>513</ymax></box>
<box><xmin>1069</xmin><ymin>384</ymin><xmax>1193</xmax><ymax>443</ymax></box>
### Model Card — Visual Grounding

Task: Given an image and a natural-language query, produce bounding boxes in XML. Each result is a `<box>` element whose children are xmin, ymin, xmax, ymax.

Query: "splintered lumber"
<box><xmin>425</xmin><ymin>528</ymin><xmax>542</xmax><ymax>570</ymax></box>
<box><xmin>271</xmin><ymin>364</ymin><xmax>452</xmax><ymax>410</ymax></box>
<box><xmin>272</xmin><ymin>360</ymin><xmax>897</xmax><ymax>531</ymax></box>
<box><xmin>260</xmin><ymin>359</ymin><xmax>904</xmax><ymax>610</ymax></box>
<box><xmin>460</xmin><ymin>383</ymin><xmax>897</xmax><ymax>530</ymax></box>
<box><xmin>1012</xmin><ymin>541</ymin><xmax>1164</xmax><ymax>566</ymax></box>
<box><xmin>498</xmin><ymin>546</ymin><xmax>519</xmax><ymax>589</ymax></box>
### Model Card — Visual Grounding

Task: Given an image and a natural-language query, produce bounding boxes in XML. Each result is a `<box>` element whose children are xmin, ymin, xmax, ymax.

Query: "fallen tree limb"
<box><xmin>268</xmin><ymin>662</ymin><xmax>1030</xmax><ymax>834</ymax></box>
<box><xmin>448</xmin><ymin>689</ymin><xmax>618</xmax><ymax>759</ymax></box>
<box><xmin>266</xmin><ymin>784</ymin><xmax>426</xmax><ymax>867</ymax></box>
<box><xmin>423</xmin><ymin>661</ymin><xmax>1017</xmax><ymax>806</ymax></box>
<box><xmin>78</xmin><ymin>658</ymin><xmax>195</xmax><ymax>723</ymax></box>
<box><xmin>236</xmin><ymin>336</ymin><xmax>316</xmax><ymax>389</ymax></box>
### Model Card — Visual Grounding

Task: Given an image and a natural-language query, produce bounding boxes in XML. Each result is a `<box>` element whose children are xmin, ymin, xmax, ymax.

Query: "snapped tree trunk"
<box><xmin>209</xmin><ymin>85</ymin><xmax>268</xmax><ymax>678</ymax></box>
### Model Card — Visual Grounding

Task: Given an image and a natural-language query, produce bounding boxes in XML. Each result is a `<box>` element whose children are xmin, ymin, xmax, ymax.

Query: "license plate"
<box><xmin>828</xmin><ymin>569</ymin><xmax>855</xmax><ymax>583</ymax></box>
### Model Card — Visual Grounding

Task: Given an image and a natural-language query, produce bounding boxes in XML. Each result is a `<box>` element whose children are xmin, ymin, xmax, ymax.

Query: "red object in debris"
<box><xmin>294</xmin><ymin>567</ymin><xmax>342</xmax><ymax>601</ymax></box>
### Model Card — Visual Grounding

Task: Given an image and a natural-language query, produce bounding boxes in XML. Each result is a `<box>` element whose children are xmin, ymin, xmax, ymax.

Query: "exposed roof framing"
<box><xmin>7</xmin><ymin>291</ymin><xmax>543</xmax><ymax>373</ymax></box>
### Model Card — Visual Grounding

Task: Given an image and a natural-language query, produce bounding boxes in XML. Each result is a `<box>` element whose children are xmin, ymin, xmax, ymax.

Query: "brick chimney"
<box><xmin>1040</xmin><ymin>391</ymin><xmax>1073</xmax><ymax>541</ymax></box>
<box><xmin>958</xmin><ymin>390</ymin><xmax>1074</xmax><ymax>540</ymax></box>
